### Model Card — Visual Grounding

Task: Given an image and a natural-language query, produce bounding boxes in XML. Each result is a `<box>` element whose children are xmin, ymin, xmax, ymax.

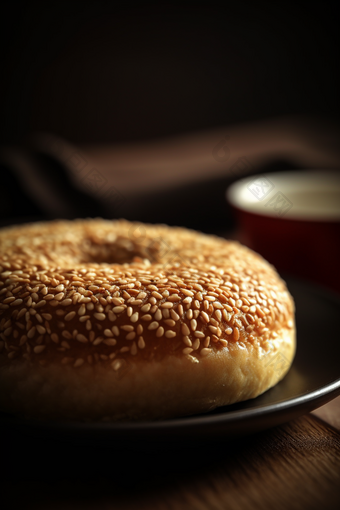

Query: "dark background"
<box><xmin>0</xmin><ymin>2</ymin><xmax>339</xmax><ymax>236</ymax></box>
<box><xmin>1</xmin><ymin>2</ymin><xmax>339</xmax><ymax>146</ymax></box>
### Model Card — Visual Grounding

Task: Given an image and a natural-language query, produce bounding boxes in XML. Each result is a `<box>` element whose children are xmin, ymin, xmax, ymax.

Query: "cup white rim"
<box><xmin>226</xmin><ymin>170</ymin><xmax>340</xmax><ymax>221</ymax></box>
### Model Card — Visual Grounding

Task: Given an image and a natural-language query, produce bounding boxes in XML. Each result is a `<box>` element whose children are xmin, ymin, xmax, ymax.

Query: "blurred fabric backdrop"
<box><xmin>1</xmin><ymin>2</ymin><xmax>339</xmax><ymax>234</ymax></box>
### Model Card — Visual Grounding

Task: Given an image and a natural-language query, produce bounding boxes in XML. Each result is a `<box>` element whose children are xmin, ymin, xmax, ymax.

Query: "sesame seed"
<box><xmin>35</xmin><ymin>299</ymin><xmax>47</xmax><ymax>308</ymax></box>
<box><xmin>138</xmin><ymin>336</ymin><xmax>145</xmax><ymax>349</ymax></box>
<box><xmin>108</xmin><ymin>311</ymin><xmax>116</xmax><ymax>321</ymax></box>
<box><xmin>113</xmin><ymin>306</ymin><xmax>125</xmax><ymax>314</ymax></box>
<box><xmin>183</xmin><ymin>297</ymin><xmax>192</xmax><ymax>304</ymax></box>
<box><xmin>165</xmin><ymin>330</ymin><xmax>176</xmax><ymax>338</ymax></box>
<box><xmin>182</xmin><ymin>289</ymin><xmax>194</xmax><ymax>297</ymax></box>
<box><xmin>214</xmin><ymin>310</ymin><xmax>222</xmax><ymax>321</ymax></box>
<box><xmin>186</xmin><ymin>354</ymin><xmax>199</xmax><ymax>363</ymax></box>
<box><xmin>162</xmin><ymin>308</ymin><xmax>170</xmax><ymax>319</ymax></box>
<box><xmin>36</xmin><ymin>325</ymin><xmax>46</xmax><ymax>334</ymax></box>
<box><xmin>3</xmin><ymin>297</ymin><xmax>15</xmax><ymax>304</ymax></box>
<box><xmin>19</xmin><ymin>335</ymin><xmax>27</xmax><ymax>346</ymax></box>
<box><xmin>156</xmin><ymin>326</ymin><xmax>164</xmax><ymax>337</ymax></box>
<box><xmin>200</xmin><ymin>311</ymin><xmax>210</xmax><ymax>323</ymax></box>
<box><xmin>192</xmin><ymin>338</ymin><xmax>200</xmax><ymax>350</ymax></box>
<box><xmin>103</xmin><ymin>338</ymin><xmax>117</xmax><ymax>346</ymax></box>
<box><xmin>65</xmin><ymin>311</ymin><xmax>76</xmax><ymax>321</ymax></box>
<box><xmin>130</xmin><ymin>312</ymin><xmax>139</xmax><ymax>323</ymax></box>
<box><xmin>17</xmin><ymin>308</ymin><xmax>27</xmax><ymax>319</ymax></box>
<box><xmin>51</xmin><ymin>333</ymin><xmax>59</xmax><ymax>343</ymax></box>
<box><xmin>79</xmin><ymin>297</ymin><xmax>91</xmax><ymax>303</ymax></box>
<box><xmin>183</xmin><ymin>336</ymin><xmax>192</xmax><ymax>347</ymax></box>
<box><xmin>60</xmin><ymin>298</ymin><xmax>72</xmax><ymax>306</ymax></box>
<box><xmin>126</xmin><ymin>332</ymin><xmax>136</xmax><ymax>340</ymax></box>
<box><xmin>27</xmin><ymin>326</ymin><xmax>36</xmax><ymax>339</ymax></box>
<box><xmin>181</xmin><ymin>324</ymin><xmax>190</xmax><ymax>335</ymax></box>
<box><xmin>79</xmin><ymin>315</ymin><xmax>90</xmax><ymax>322</ymax></box>
<box><xmin>194</xmin><ymin>331</ymin><xmax>205</xmax><ymax>338</ymax></box>
<box><xmin>112</xmin><ymin>326</ymin><xmax>120</xmax><ymax>336</ymax></box>
<box><xmin>94</xmin><ymin>313</ymin><xmax>106</xmax><ymax>321</ymax></box>
<box><xmin>141</xmin><ymin>314</ymin><xmax>152</xmax><ymax>321</ymax></box>
<box><xmin>112</xmin><ymin>359</ymin><xmax>123</xmax><ymax>371</ymax></box>
<box><xmin>76</xmin><ymin>334</ymin><xmax>88</xmax><ymax>343</ymax></box>
<box><xmin>33</xmin><ymin>345</ymin><xmax>46</xmax><ymax>354</ymax></box>
<box><xmin>190</xmin><ymin>319</ymin><xmax>197</xmax><ymax>331</ymax></box>
<box><xmin>183</xmin><ymin>347</ymin><xmax>193</xmax><ymax>354</ymax></box>
<box><xmin>213</xmin><ymin>302</ymin><xmax>223</xmax><ymax>309</ymax></box>
<box><xmin>78</xmin><ymin>304</ymin><xmax>86</xmax><ymax>316</ymax></box>
<box><xmin>160</xmin><ymin>302</ymin><xmax>173</xmax><ymax>309</ymax></box>
<box><xmin>152</xmin><ymin>291</ymin><xmax>162</xmax><ymax>300</ymax></box>
<box><xmin>10</xmin><ymin>298</ymin><xmax>23</xmax><ymax>306</ymax></box>
<box><xmin>161</xmin><ymin>316</ymin><xmax>174</xmax><ymax>327</ymax></box>
<box><xmin>148</xmin><ymin>321</ymin><xmax>159</xmax><ymax>330</ymax></box>
<box><xmin>167</xmin><ymin>294</ymin><xmax>181</xmax><ymax>302</ymax></box>
<box><xmin>154</xmin><ymin>309</ymin><xmax>162</xmax><ymax>321</ymax></box>
<box><xmin>200</xmin><ymin>348</ymin><xmax>212</xmax><ymax>357</ymax></box>
<box><xmin>208</xmin><ymin>325</ymin><xmax>218</xmax><ymax>334</ymax></box>
<box><xmin>256</xmin><ymin>305</ymin><xmax>265</xmax><ymax>317</ymax></box>
<box><xmin>112</xmin><ymin>297</ymin><xmax>124</xmax><ymax>306</ymax></box>
<box><xmin>121</xmin><ymin>325</ymin><xmax>134</xmax><ymax>332</ymax></box>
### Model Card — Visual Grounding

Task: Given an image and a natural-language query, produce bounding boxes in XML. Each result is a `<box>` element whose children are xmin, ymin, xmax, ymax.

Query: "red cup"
<box><xmin>226</xmin><ymin>171</ymin><xmax>340</xmax><ymax>293</ymax></box>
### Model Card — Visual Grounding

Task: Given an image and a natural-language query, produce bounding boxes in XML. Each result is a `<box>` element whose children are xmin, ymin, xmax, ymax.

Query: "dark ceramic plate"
<box><xmin>1</xmin><ymin>276</ymin><xmax>340</xmax><ymax>444</ymax></box>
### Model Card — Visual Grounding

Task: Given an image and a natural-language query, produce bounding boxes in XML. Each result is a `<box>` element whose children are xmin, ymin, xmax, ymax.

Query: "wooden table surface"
<box><xmin>2</xmin><ymin>397</ymin><xmax>340</xmax><ymax>510</ymax></box>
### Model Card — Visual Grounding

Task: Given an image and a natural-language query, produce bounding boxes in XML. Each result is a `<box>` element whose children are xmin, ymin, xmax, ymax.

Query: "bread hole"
<box><xmin>82</xmin><ymin>239</ymin><xmax>162</xmax><ymax>265</ymax></box>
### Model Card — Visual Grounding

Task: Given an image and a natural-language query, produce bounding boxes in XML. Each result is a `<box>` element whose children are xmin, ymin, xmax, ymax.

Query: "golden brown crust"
<box><xmin>0</xmin><ymin>219</ymin><xmax>295</xmax><ymax>421</ymax></box>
